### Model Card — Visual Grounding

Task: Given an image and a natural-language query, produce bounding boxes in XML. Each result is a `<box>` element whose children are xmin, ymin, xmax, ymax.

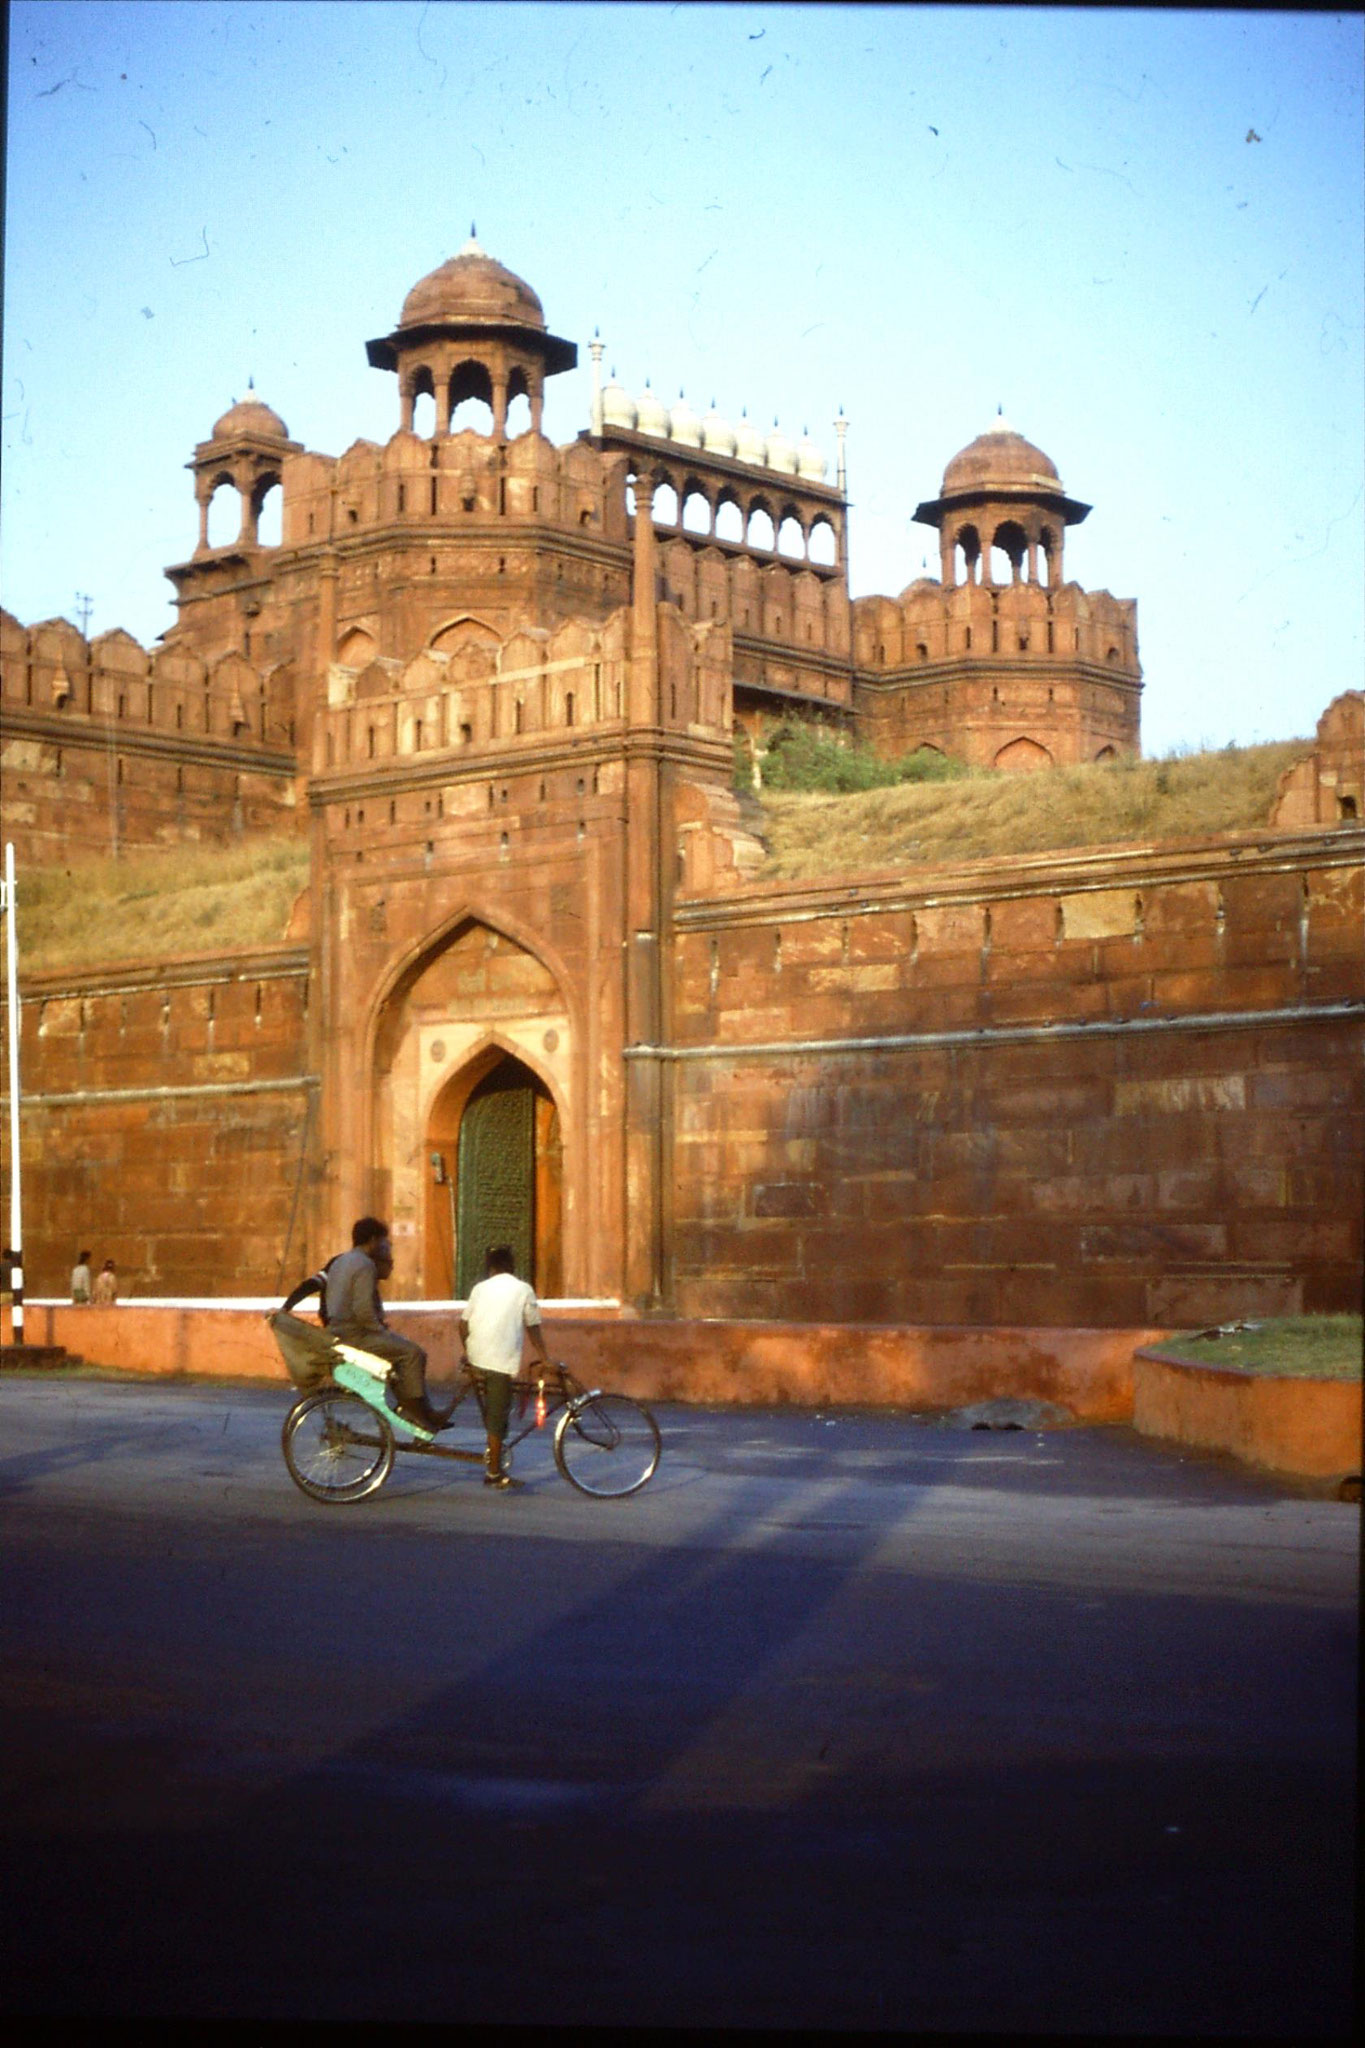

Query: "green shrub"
<box><xmin>760</xmin><ymin>722</ymin><xmax>967</xmax><ymax>794</ymax></box>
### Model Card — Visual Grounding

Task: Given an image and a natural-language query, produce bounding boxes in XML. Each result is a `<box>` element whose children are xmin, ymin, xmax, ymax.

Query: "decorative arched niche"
<box><xmin>370</xmin><ymin>916</ymin><xmax>572</xmax><ymax>1298</ymax></box>
<box><xmin>994</xmin><ymin>736</ymin><xmax>1053</xmax><ymax>774</ymax></box>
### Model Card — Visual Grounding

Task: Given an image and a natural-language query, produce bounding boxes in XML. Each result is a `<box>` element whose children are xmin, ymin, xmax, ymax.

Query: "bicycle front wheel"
<box><xmin>553</xmin><ymin>1392</ymin><xmax>660</xmax><ymax>1498</ymax></box>
<box><xmin>282</xmin><ymin>1387</ymin><xmax>395</xmax><ymax>1504</ymax></box>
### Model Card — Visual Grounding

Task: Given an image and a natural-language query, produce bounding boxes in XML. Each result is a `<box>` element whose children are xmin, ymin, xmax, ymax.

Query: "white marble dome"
<box><xmin>635</xmin><ymin>381</ymin><xmax>669</xmax><ymax>438</ymax></box>
<box><xmin>668</xmin><ymin>391</ymin><xmax>702</xmax><ymax>448</ymax></box>
<box><xmin>797</xmin><ymin>428</ymin><xmax>828</xmax><ymax>482</ymax></box>
<box><xmin>734</xmin><ymin>409</ymin><xmax>767</xmax><ymax>466</ymax></box>
<box><xmin>601</xmin><ymin>370</ymin><xmax>636</xmax><ymax>430</ymax></box>
<box><xmin>765</xmin><ymin>421</ymin><xmax>798</xmax><ymax>475</ymax></box>
<box><xmin>701</xmin><ymin>401</ymin><xmax>736</xmax><ymax>458</ymax></box>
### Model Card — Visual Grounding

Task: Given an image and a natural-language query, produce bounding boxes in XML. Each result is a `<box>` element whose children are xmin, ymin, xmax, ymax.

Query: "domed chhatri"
<box><xmin>914</xmin><ymin>414</ymin><xmax>1092</xmax><ymax>593</ymax></box>
<box><xmin>942</xmin><ymin>420</ymin><xmax>1061</xmax><ymax>496</ymax></box>
<box><xmin>367</xmin><ymin>233</ymin><xmax>576</xmax><ymax>438</ymax></box>
<box><xmin>398</xmin><ymin>232</ymin><xmax>547</xmax><ymax>334</ymax></box>
<box><xmin>211</xmin><ymin>394</ymin><xmax>290</xmax><ymax>443</ymax></box>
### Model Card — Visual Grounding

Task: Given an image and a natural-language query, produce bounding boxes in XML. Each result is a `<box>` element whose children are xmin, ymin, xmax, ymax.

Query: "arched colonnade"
<box><xmin>942</xmin><ymin>512</ymin><xmax>1063</xmax><ymax>590</ymax></box>
<box><xmin>627</xmin><ymin>461</ymin><xmax>844</xmax><ymax>572</ymax></box>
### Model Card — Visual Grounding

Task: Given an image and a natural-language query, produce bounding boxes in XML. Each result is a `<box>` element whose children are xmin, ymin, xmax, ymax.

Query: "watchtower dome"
<box><xmin>188</xmin><ymin>386</ymin><xmax>301</xmax><ymax>552</ymax></box>
<box><xmin>852</xmin><ymin>417</ymin><xmax>1141</xmax><ymax>770</ymax></box>
<box><xmin>366</xmin><ymin>232</ymin><xmax>577</xmax><ymax>439</ymax></box>
<box><xmin>914</xmin><ymin>417</ymin><xmax>1091</xmax><ymax>590</ymax></box>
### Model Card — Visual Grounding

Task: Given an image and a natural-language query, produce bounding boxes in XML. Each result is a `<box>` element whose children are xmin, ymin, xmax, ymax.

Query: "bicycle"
<box><xmin>276</xmin><ymin>1332</ymin><xmax>661</xmax><ymax>1507</ymax></box>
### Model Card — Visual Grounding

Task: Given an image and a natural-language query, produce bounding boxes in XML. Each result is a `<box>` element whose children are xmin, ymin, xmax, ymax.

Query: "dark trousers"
<box><xmin>329</xmin><ymin>1324</ymin><xmax>427</xmax><ymax>1403</ymax></box>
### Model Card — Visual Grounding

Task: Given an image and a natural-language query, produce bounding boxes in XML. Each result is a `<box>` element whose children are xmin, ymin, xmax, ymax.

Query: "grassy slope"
<box><xmin>15</xmin><ymin>739</ymin><xmax>1313</xmax><ymax>973</ymax></box>
<box><xmin>757</xmin><ymin>739</ymin><xmax>1310</xmax><ymax>880</ymax></box>
<box><xmin>20</xmin><ymin>838</ymin><xmax>310</xmax><ymax>975</ymax></box>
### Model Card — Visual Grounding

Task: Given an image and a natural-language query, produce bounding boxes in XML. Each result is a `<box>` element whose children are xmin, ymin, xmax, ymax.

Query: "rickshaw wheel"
<box><xmin>282</xmin><ymin>1386</ymin><xmax>395</xmax><ymax>1504</ymax></box>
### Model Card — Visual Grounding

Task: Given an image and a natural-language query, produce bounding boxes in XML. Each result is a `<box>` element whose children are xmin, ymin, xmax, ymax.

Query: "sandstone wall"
<box><xmin>2</xmin><ymin>948</ymin><xmax>312</xmax><ymax>1297</ymax></box>
<box><xmin>666</xmin><ymin>828</ymin><xmax>1364</xmax><ymax>1326</ymax></box>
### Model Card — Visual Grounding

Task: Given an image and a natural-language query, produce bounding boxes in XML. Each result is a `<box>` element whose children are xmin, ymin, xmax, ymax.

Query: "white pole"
<box><xmin>3</xmin><ymin>844</ymin><xmax>21</xmax><ymax>1343</ymax></box>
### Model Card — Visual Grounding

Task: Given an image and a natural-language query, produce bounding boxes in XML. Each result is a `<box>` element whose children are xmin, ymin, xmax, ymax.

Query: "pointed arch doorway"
<box><xmin>425</xmin><ymin>1052</ymin><xmax>563</xmax><ymax>1299</ymax></box>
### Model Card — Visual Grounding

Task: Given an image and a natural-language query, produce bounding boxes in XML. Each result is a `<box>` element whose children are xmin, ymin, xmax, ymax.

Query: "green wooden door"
<box><xmin>456</xmin><ymin>1061</ymin><xmax>536</xmax><ymax>1297</ymax></box>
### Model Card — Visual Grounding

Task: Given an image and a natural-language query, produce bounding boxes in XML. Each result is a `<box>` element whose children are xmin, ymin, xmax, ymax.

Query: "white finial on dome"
<box><xmin>459</xmin><ymin>222</ymin><xmax>485</xmax><ymax>257</ymax></box>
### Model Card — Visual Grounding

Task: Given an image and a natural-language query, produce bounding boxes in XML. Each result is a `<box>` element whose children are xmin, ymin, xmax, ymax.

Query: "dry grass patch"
<box><xmin>19</xmin><ymin>837</ymin><xmax>311</xmax><ymax>974</ymax></box>
<box><xmin>757</xmin><ymin>739</ymin><xmax>1311</xmax><ymax>880</ymax></box>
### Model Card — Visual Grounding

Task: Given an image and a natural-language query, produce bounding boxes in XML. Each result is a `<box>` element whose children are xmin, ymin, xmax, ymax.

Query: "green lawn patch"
<box><xmin>1160</xmin><ymin>1315</ymin><xmax>1363</xmax><ymax>1380</ymax></box>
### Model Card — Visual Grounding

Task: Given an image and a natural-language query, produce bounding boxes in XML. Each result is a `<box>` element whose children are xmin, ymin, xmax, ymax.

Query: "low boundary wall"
<box><xmin>9</xmin><ymin>1302</ymin><xmax>1160</xmax><ymax>1420</ymax></box>
<box><xmin>1133</xmin><ymin>1347</ymin><xmax>1363</xmax><ymax>1482</ymax></box>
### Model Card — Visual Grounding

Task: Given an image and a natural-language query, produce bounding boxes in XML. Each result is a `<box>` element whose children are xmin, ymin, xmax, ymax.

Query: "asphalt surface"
<box><xmin>0</xmin><ymin>1374</ymin><xmax>1358</xmax><ymax>2035</ymax></box>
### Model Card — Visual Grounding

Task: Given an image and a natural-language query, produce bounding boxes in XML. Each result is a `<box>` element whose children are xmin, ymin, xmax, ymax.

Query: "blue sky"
<box><xmin>3</xmin><ymin>2</ymin><xmax>1361</xmax><ymax>756</ymax></box>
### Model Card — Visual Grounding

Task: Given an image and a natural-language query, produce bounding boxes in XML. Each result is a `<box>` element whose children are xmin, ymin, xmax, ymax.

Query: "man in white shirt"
<box><xmin>460</xmin><ymin>1244</ymin><xmax>551</xmax><ymax>1488</ymax></box>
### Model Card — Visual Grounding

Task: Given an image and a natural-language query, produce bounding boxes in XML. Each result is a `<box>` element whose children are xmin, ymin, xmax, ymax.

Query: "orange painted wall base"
<box><xmin>11</xmin><ymin>1303</ymin><xmax>1160</xmax><ymax>1421</ymax></box>
<box><xmin>1133</xmin><ymin>1348</ymin><xmax>1362</xmax><ymax>1482</ymax></box>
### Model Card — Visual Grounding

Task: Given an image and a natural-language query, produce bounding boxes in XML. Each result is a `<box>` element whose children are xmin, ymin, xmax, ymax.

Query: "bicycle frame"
<box><xmin>333</xmin><ymin>1351</ymin><xmax>596</xmax><ymax>1464</ymax></box>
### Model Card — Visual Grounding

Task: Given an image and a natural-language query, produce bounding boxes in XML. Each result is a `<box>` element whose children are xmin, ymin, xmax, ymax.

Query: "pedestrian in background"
<box><xmin>92</xmin><ymin>1259</ymin><xmax>118</xmax><ymax>1306</ymax></box>
<box><xmin>71</xmin><ymin>1250</ymin><xmax>93</xmax><ymax>1304</ymax></box>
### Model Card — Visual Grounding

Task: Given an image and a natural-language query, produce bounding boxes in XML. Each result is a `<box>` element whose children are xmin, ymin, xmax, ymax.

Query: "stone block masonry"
<box><xmin>665</xmin><ymin>826</ymin><xmax>1364</xmax><ymax>1328</ymax></box>
<box><xmin>2</xmin><ymin>948</ymin><xmax>313</xmax><ymax>1298</ymax></box>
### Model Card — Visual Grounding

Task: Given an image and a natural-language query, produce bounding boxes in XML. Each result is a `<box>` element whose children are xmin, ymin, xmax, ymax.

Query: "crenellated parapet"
<box><xmin>1</xmin><ymin>610</ymin><xmax>295</xmax><ymax>747</ymax></box>
<box><xmin>850</xmin><ymin>572</ymin><xmax>1141</xmax><ymax>770</ymax></box>
<box><xmin>0</xmin><ymin>609</ymin><xmax>297</xmax><ymax>862</ymax></box>
<box><xmin>276</xmin><ymin>426</ymin><xmax>624</xmax><ymax>548</ymax></box>
<box><xmin>854</xmin><ymin>577</ymin><xmax>1139</xmax><ymax>674</ymax></box>
<box><xmin>312</xmin><ymin>605</ymin><xmax>734</xmax><ymax>782</ymax></box>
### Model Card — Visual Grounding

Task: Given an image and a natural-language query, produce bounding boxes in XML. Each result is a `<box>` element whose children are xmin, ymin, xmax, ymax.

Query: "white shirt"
<box><xmin>463</xmin><ymin>1271</ymin><xmax>541</xmax><ymax>1378</ymax></box>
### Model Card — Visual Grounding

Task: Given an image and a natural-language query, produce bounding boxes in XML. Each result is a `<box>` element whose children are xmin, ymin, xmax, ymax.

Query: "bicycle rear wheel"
<box><xmin>553</xmin><ymin>1392</ymin><xmax>660</xmax><ymax>1498</ymax></box>
<box><xmin>282</xmin><ymin>1387</ymin><xmax>395</xmax><ymax>1504</ymax></box>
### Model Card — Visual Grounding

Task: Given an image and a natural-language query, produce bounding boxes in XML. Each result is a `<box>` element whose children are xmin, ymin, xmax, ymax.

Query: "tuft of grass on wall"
<box><xmin>1159</xmin><ymin>1315</ymin><xmax>1363</xmax><ymax>1380</ymax></box>
<box><xmin>757</xmin><ymin>738</ymin><xmax>1313</xmax><ymax>878</ymax></box>
<box><xmin>18</xmin><ymin>837</ymin><xmax>311</xmax><ymax>974</ymax></box>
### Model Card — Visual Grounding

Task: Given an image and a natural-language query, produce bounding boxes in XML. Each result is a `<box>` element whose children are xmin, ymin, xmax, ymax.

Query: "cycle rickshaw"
<box><xmin>269</xmin><ymin>1311</ymin><xmax>661</xmax><ymax>1505</ymax></box>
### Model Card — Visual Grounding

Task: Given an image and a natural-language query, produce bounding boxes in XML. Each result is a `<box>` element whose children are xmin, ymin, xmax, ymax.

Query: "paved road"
<box><xmin>0</xmin><ymin>1376</ymin><xmax>1357</xmax><ymax>2033</ymax></box>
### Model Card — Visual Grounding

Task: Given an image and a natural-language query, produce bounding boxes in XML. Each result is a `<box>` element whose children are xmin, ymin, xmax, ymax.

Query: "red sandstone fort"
<box><xmin>1</xmin><ymin>240</ymin><xmax>1361</xmax><ymax>1321</ymax></box>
